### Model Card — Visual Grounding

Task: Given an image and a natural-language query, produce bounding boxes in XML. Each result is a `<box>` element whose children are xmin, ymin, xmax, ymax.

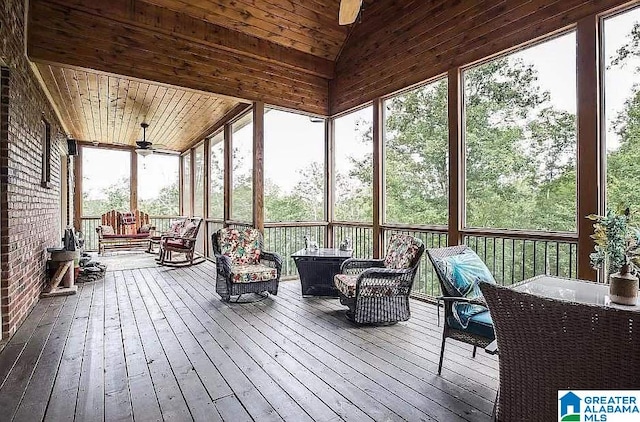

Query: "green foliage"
<box><xmin>82</xmin><ymin>176</ymin><xmax>179</xmax><ymax>217</ymax></box>
<box><xmin>588</xmin><ymin>208</ymin><xmax>640</xmax><ymax>274</ymax></box>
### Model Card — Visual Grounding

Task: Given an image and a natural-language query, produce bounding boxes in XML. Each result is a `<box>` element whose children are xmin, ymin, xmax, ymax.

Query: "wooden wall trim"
<box><xmin>253</xmin><ymin>102</ymin><xmax>265</xmax><ymax>232</ymax></box>
<box><xmin>331</xmin><ymin>0</ymin><xmax>632</xmax><ymax>115</ymax></box>
<box><xmin>447</xmin><ymin>68</ymin><xmax>463</xmax><ymax>246</ymax></box>
<box><xmin>372</xmin><ymin>98</ymin><xmax>383</xmax><ymax>258</ymax></box>
<box><xmin>223</xmin><ymin>124</ymin><xmax>232</xmax><ymax>224</ymax></box>
<box><xmin>576</xmin><ymin>15</ymin><xmax>601</xmax><ymax>281</ymax></box>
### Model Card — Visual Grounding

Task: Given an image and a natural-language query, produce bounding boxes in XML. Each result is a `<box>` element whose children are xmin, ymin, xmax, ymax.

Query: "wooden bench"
<box><xmin>96</xmin><ymin>209</ymin><xmax>154</xmax><ymax>254</ymax></box>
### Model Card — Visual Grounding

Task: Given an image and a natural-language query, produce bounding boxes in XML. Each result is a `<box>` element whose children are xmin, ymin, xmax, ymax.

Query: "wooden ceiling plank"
<box><xmin>63</xmin><ymin>67</ymin><xmax>93</xmax><ymax>143</ymax></box>
<box><xmin>103</xmin><ymin>76</ymin><xmax>124</xmax><ymax>143</ymax></box>
<box><xmin>122</xmin><ymin>82</ymin><xmax>150</xmax><ymax>145</ymax></box>
<box><xmin>114</xmin><ymin>78</ymin><xmax>132</xmax><ymax>145</ymax></box>
<box><xmin>146</xmin><ymin>86</ymin><xmax>178</xmax><ymax>144</ymax></box>
<box><xmin>149</xmin><ymin>88</ymin><xmax>185</xmax><ymax>147</ymax></box>
<box><xmin>97</xmin><ymin>74</ymin><xmax>109</xmax><ymax>143</ymax></box>
<box><xmin>86</xmin><ymin>71</ymin><xmax>102</xmax><ymax>143</ymax></box>
<box><xmin>153</xmin><ymin>90</ymin><xmax>192</xmax><ymax>149</ymax></box>
<box><xmin>141</xmin><ymin>85</ymin><xmax>169</xmax><ymax>143</ymax></box>
<box><xmin>43</xmin><ymin>0</ymin><xmax>335</xmax><ymax>76</ymax></box>
<box><xmin>113</xmin><ymin>80</ymin><xmax>139</xmax><ymax>145</ymax></box>
<box><xmin>37</xmin><ymin>64</ymin><xmax>83</xmax><ymax>137</ymax></box>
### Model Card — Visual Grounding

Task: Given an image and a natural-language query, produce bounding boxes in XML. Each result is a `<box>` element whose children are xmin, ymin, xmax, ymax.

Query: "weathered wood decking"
<box><xmin>0</xmin><ymin>261</ymin><xmax>498</xmax><ymax>421</ymax></box>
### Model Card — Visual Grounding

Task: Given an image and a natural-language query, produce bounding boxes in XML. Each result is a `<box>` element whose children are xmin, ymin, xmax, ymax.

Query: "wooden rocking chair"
<box><xmin>157</xmin><ymin>217</ymin><xmax>205</xmax><ymax>267</ymax></box>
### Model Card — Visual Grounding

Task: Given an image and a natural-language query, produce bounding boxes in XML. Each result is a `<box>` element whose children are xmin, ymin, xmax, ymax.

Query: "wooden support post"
<box><xmin>179</xmin><ymin>154</ymin><xmax>184</xmax><ymax>216</ymax></box>
<box><xmin>73</xmin><ymin>145</ymin><xmax>83</xmax><ymax>232</ymax></box>
<box><xmin>190</xmin><ymin>148</ymin><xmax>195</xmax><ymax>217</ymax></box>
<box><xmin>130</xmin><ymin>150</ymin><xmax>138</xmax><ymax>211</ymax></box>
<box><xmin>224</xmin><ymin>124</ymin><xmax>233</xmax><ymax>226</ymax></box>
<box><xmin>372</xmin><ymin>98</ymin><xmax>384</xmax><ymax>258</ymax></box>
<box><xmin>203</xmin><ymin>137</ymin><xmax>211</xmax><ymax>256</ymax></box>
<box><xmin>577</xmin><ymin>15</ymin><xmax>601</xmax><ymax>281</ymax></box>
<box><xmin>448</xmin><ymin>68</ymin><xmax>463</xmax><ymax>246</ymax></box>
<box><xmin>325</xmin><ymin>118</ymin><xmax>335</xmax><ymax>248</ymax></box>
<box><xmin>253</xmin><ymin>102</ymin><xmax>265</xmax><ymax>232</ymax></box>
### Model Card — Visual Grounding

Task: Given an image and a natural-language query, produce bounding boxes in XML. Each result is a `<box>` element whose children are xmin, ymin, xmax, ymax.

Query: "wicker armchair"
<box><xmin>426</xmin><ymin>245</ymin><xmax>495</xmax><ymax>375</ymax></box>
<box><xmin>157</xmin><ymin>217</ymin><xmax>204</xmax><ymax>267</ymax></box>
<box><xmin>213</xmin><ymin>227</ymin><xmax>282</xmax><ymax>302</ymax></box>
<box><xmin>333</xmin><ymin>234</ymin><xmax>424</xmax><ymax>324</ymax></box>
<box><xmin>479</xmin><ymin>281</ymin><xmax>640</xmax><ymax>421</ymax></box>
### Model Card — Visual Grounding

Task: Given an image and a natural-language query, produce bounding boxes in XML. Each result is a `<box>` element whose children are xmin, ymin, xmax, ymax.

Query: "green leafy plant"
<box><xmin>588</xmin><ymin>207</ymin><xmax>640</xmax><ymax>274</ymax></box>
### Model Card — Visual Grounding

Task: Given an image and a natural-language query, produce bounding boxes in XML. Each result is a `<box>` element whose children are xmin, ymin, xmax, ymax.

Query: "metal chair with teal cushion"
<box><xmin>426</xmin><ymin>245</ymin><xmax>496</xmax><ymax>375</ymax></box>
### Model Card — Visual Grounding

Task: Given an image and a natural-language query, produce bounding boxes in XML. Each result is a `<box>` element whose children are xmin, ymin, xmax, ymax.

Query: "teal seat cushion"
<box><xmin>447</xmin><ymin>310</ymin><xmax>495</xmax><ymax>340</ymax></box>
<box><xmin>434</xmin><ymin>250</ymin><xmax>496</xmax><ymax>329</ymax></box>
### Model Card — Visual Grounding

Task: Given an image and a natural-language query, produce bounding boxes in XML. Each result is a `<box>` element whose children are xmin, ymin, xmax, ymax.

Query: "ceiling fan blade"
<box><xmin>339</xmin><ymin>0</ymin><xmax>362</xmax><ymax>25</ymax></box>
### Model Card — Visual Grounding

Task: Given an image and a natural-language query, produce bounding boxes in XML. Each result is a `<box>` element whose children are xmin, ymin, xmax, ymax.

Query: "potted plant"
<box><xmin>588</xmin><ymin>207</ymin><xmax>640</xmax><ymax>305</ymax></box>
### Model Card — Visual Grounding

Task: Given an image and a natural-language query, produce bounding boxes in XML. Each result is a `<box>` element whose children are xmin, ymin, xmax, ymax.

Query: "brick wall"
<box><xmin>1</xmin><ymin>0</ymin><xmax>70</xmax><ymax>339</ymax></box>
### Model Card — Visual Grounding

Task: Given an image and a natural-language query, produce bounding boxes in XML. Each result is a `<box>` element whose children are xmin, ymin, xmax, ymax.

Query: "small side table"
<box><xmin>292</xmin><ymin>248</ymin><xmax>353</xmax><ymax>296</ymax></box>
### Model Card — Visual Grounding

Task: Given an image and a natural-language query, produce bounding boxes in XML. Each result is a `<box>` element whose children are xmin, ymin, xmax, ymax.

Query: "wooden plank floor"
<box><xmin>0</xmin><ymin>260</ymin><xmax>498</xmax><ymax>421</ymax></box>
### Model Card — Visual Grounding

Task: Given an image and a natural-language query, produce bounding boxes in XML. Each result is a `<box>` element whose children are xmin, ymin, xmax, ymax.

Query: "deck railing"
<box><xmin>264</xmin><ymin>222</ymin><xmax>327</xmax><ymax>277</ymax></box>
<box><xmin>81</xmin><ymin>216</ymin><xmax>579</xmax><ymax>301</ymax></box>
<box><xmin>332</xmin><ymin>222</ymin><xmax>374</xmax><ymax>259</ymax></box>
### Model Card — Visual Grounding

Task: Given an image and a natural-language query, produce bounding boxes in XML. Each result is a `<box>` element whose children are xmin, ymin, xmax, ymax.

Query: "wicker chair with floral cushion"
<box><xmin>426</xmin><ymin>245</ymin><xmax>496</xmax><ymax>375</ymax></box>
<box><xmin>157</xmin><ymin>217</ymin><xmax>204</xmax><ymax>267</ymax></box>
<box><xmin>333</xmin><ymin>234</ymin><xmax>424</xmax><ymax>324</ymax></box>
<box><xmin>212</xmin><ymin>227</ymin><xmax>282</xmax><ymax>302</ymax></box>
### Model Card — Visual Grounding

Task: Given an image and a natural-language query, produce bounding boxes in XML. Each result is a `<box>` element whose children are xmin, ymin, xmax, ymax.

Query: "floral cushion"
<box><xmin>231</xmin><ymin>264</ymin><xmax>277</xmax><ymax>283</ymax></box>
<box><xmin>434</xmin><ymin>250</ymin><xmax>495</xmax><ymax>329</ymax></box>
<box><xmin>383</xmin><ymin>234</ymin><xmax>423</xmax><ymax>269</ymax></box>
<box><xmin>334</xmin><ymin>274</ymin><xmax>358</xmax><ymax>297</ymax></box>
<box><xmin>217</xmin><ymin>228</ymin><xmax>261</xmax><ymax>265</ymax></box>
<box><xmin>334</xmin><ymin>274</ymin><xmax>400</xmax><ymax>298</ymax></box>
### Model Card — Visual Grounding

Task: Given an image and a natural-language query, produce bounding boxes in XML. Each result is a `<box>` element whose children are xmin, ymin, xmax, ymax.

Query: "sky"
<box><xmin>83</xmin><ymin>6</ymin><xmax>640</xmax><ymax>202</ymax></box>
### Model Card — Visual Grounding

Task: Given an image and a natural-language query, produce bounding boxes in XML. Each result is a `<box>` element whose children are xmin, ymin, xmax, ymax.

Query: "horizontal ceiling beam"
<box><xmin>27</xmin><ymin>0</ymin><xmax>330</xmax><ymax>116</ymax></box>
<box><xmin>41</xmin><ymin>0</ymin><xmax>335</xmax><ymax>79</ymax></box>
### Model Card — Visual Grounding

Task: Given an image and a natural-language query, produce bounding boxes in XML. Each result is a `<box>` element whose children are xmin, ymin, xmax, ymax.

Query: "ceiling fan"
<box><xmin>339</xmin><ymin>0</ymin><xmax>363</xmax><ymax>25</ymax></box>
<box><xmin>135</xmin><ymin>123</ymin><xmax>171</xmax><ymax>157</ymax></box>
